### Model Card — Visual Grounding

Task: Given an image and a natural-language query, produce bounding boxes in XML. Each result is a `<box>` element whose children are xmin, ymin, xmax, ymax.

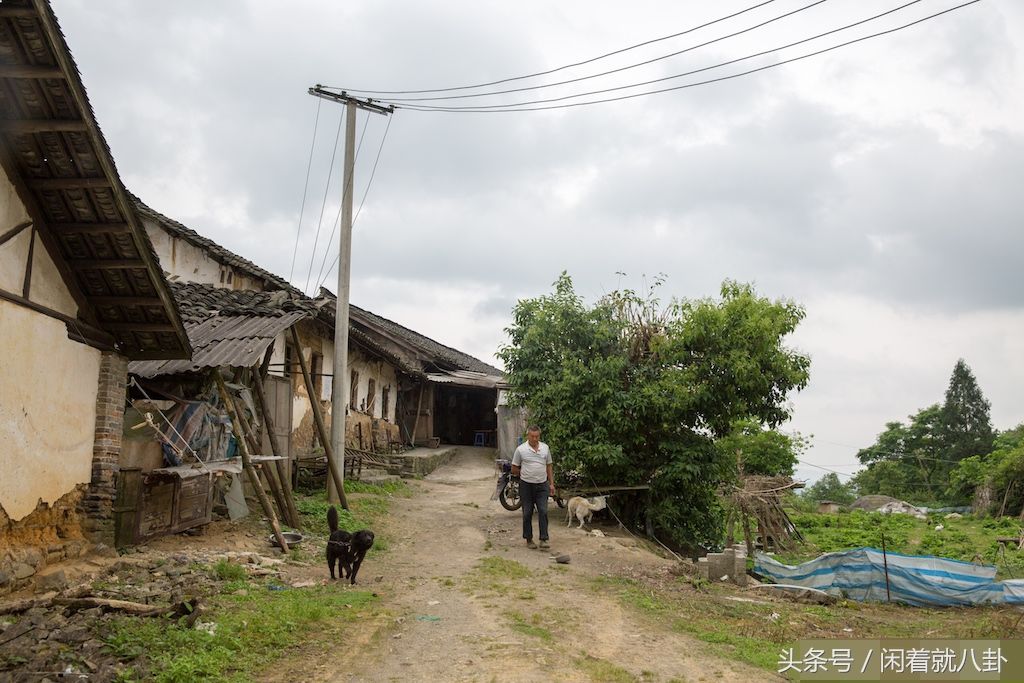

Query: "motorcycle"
<box><xmin>492</xmin><ymin>458</ymin><xmax>567</xmax><ymax>511</ymax></box>
<box><xmin>493</xmin><ymin>458</ymin><xmax>521</xmax><ymax>511</ymax></box>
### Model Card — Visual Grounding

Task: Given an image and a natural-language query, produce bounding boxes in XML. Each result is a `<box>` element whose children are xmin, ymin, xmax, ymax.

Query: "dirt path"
<box><xmin>283</xmin><ymin>447</ymin><xmax>769</xmax><ymax>683</ymax></box>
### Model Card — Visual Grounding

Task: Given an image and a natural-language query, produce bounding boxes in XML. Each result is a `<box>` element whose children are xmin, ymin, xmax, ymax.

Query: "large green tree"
<box><xmin>715</xmin><ymin>418</ymin><xmax>807</xmax><ymax>478</ymax></box>
<box><xmin>498</xmin><ymin>274</ymin><xmax>810</xmax><ymax>549</ymax></box>
<box><xmin>940</xmin><ymin>359</ymin><xmax>995</xmax><ymax>463</ymax></box>
<box><xmin>853</xmin><ymin>404</ymin><xmax>946</xmax><ymax>502</ymax></box>
<box><xmin>947</xmin><ymin>424</ymin><xmax>1024</xmax><ymax>511</ymax></box>
<box><xmin>803</xmin><ymin>473</ymin><xmax>857</xmax><ymax>505</ymax></box>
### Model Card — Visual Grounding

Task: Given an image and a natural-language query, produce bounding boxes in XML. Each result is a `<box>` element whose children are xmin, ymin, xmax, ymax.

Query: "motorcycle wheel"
<box><xmin>499</xmin><ymin>479</ymin><xmax>522</xmax><ymax>511</ymax></box>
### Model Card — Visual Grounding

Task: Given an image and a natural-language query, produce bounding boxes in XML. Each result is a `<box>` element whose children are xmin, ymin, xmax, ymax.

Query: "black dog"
<box><xmin>326</xmin><ymin>506</ymin><xmax>375</xmax><ymax>584</ymax></box>
<box><xmin>346</xmin><ymin>529</ymin><xmax>374</xmax><ymax>585</ymax></box>
<box><xmin>326</xmin><ymin>506</ymin><xmax>352</xmax><ymax>581</ymax></box>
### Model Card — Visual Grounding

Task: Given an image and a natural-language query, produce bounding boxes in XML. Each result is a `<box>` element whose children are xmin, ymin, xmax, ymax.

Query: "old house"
<box><xmin>131</xmin><ymin>201</ymin><xmax>503</xmax><ymax>463</ymax></box>
<box><xmin>0</xmin><ymin>1</ymin><xmax>190</xmax><ymax>591</ymax></box>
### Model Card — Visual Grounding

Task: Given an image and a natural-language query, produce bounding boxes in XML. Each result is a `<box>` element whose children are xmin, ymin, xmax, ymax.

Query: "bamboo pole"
<box><xmin>252</xmin><ymin>365</ymin><xmax>301</xmax><ymax>529</ymax></box>
<box><xmin>289</xmin><ymin>326</ymin><xmax>348</xmax><ymax>510</ymax></box>
<box><xmin>214</xmin><ymin>372</ymin><xmax>289</xmax><ymax>552</ymax></box>
<box><xmin>881</xmin><ymin>532</ymin><xmax>892</xmax><ymax>602</ymax></box>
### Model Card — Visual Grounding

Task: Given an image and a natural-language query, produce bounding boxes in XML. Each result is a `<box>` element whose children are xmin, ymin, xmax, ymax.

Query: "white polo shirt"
<box><xmin>512</xmin><ymin>441</ymin><xmax>552</xmax><ymax>484</ymax></box>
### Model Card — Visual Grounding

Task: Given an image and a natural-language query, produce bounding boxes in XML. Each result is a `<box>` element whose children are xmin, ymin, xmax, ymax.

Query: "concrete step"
<box><xmin>351</xmin><ymin>468</ymin><xmax>402</xmax><ymax>486</ymax></box>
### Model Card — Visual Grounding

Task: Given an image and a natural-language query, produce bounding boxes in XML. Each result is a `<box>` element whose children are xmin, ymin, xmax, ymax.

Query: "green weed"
<box><xmin>212</xmin><ymin>559</ymin><xmax>246</xmax><ymax>583</ymax></box>
<box><xmin>475</xmin><ymin>556</ymin><xmax>531</xmax><ymax>579</ymax></box>
<box><xmin>103</xmin><ymin>585</ymin><xmax>377</xmax><ymax>682</ymax></box>
<box><xmin>576</xmin><ymin>654</ymin><xmax>637</xmax><ymax>682</ymax></box>
<box><xmin>509</xmin><ymin>612</ymin><xmax>553</xmax><ymax>641</ymax></box>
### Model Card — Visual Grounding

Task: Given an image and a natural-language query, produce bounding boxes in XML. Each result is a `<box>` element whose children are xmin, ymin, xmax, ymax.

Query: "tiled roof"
<box><xmin>0</xmin><ymin>0</ymin><xmax>190</xmax><ymax>359</ymax></box>
<box><xmin>128</xmin><ymin>281</ymin><xmax>316</xmax><ymax>377</ymax></box>
<box><xmin>131</xmin><ymin>196</ymin><xmax>297</xmax><ymax>294</ymax></box>
<box><xmin>348</xmin><ymin>301</ymin><xmax>502</xmax><ymax>376</ymax></box>
<box><xmin>170</xmin><ymin>281</ymin><xmax>316</xmax><ymax>323</ymax></box>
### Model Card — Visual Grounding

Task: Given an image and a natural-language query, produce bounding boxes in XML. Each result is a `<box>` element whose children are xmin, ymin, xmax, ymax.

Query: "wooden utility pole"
<box><xmin>290</xmin><ymin>326</ymin><xmax>348</xmax><ymax>510</ymax></box>
<box><xmin>307</xmin><ymin>85</ymin><xmax>393</xmax><ymax>504</ymax></box>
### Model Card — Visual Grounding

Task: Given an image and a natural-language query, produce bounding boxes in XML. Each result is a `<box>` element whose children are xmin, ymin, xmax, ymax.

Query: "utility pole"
<box><xmin>307</xmin><ymin>85</ymin><xmax>393</xmax><ymax>504</ymax></box>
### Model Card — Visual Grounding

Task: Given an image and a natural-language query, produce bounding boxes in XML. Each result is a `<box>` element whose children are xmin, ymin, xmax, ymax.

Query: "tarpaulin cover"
<box><xmin>754</xmin><ymin>548</ymin><xmax>1007</xmax><ymax>607</ymax></box>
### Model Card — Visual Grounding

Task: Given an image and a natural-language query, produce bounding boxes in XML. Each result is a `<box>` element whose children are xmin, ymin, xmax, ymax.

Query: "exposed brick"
<box><xmin>81</xmin><ymin>351</ymin><xmax>128</xmax><ymax>543</ymax></box>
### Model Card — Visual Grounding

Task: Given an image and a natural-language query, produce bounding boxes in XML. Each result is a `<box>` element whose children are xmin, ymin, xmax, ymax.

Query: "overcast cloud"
<box><xmin>51</xmin><ymin>0</ymin><xmax>1024</xmax><ymax>482</ymax></box>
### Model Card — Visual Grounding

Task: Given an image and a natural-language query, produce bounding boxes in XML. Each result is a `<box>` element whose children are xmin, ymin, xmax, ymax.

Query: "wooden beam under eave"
<box><xmin>102</xmin><ymin>322</ymin><xmax>178</xmax><ymax>332</ymax></box>
<box><xmin>90</xmin><ymin>295</ymin><xmax>165</xmax><ymax>306</ymax></box>
<box><xmin>49</xmin><ymin>222</ymin><xmax>131</xmax><ymax>235</ymax></box>
<box><xmin>69</xmin><ymin>259</ymin><xmax>146</xmax><ymax>270</ymax></box>
<box><xmin>0</xmin><ymin>65</ymin><xmax>65</xmax><ymax>79</ymax></box>
<box><xmin>0</xmin><ymin>7</ymin><xmax>39</xmax><ymax>17</ymax></box>
<box><xmin>27</xmin><ymin>177</ymin><xmax>112</xmax><ymax>190</ymax></box>
<box><xmin>0</xmin><ymin>119</ymin><xmax>87</xmax><ymax>134</ymax></box>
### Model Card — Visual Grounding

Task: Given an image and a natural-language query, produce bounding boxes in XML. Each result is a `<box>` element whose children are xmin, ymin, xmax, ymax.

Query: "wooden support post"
<box><xmin>252</xmin><ymin>365</ymin><xmax>301</xmax><ymax>530</ymax></box>
<box><xmin>233</xmin><ymin>394</ymin><xmax>293</xmax><ymax>528</ymax></box>
<box><xmin>409</xmin><ymin>382</ymin><xmax>424</xmax><ymax>447</ymax></box>
<box><xmin>289</xmin><ymin>326</ymin><xmax>348</xmax><ymax>510</ymax></box>
<box><xmin>742</xmin><ymin>513</ymin><xmax>755</xmax><ymax>558</ymax></box>
<box><xmin>214</xmin><ymin>373</ymin><xmax>289</xmax><ymax>552</ymax></box>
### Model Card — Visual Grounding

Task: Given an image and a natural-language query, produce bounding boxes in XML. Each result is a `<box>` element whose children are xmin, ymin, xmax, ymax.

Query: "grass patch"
<box><xmin>596</xmin><ymin>570</ymin><xmax>1024</xmax><ymax>674</ymax></box>
<box><xmin>103</xmin><ymin>584</ymin><xmax>377</xmax><ymax>682</ymax></box>
<box><xmin>343</xmin><ymin>479</ymin><xmax>413</xmax><ymax>497</ymax></box>
<box><xmin>294</xmin><ymin>483</ymin><xmax>404</xmax><ymax>556</ymax></box>
<box><xmin>464</xmin><ymin>557</ymin><xmax>532</xmax><ymax>597</ymax></box>
<box><xmin>212</xmin><ymin>559</ymin><xmax>246</xmax><ymax>583</ymax></box>
<box><xmin>509</xmin><ymin>612</ymin><xmax>553</xmax><ymax>641</ymax></box>
<box><xmin>783</xmin><ymin>510</ymin><xmax>1024</xmax><ymax>578</ymax></box>
<box><xmin>576</xmin><ymin>654</ymin><xmax>637</xmax><ymax>682</ymax></box>
<box><xmin>476</xmin><ymin>556</ymin><xmax>531</xmax><ymax>579</ymax></box>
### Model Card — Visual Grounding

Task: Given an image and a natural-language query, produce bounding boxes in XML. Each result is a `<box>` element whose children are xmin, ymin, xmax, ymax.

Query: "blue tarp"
<box><xmin>754</xmin><ymin>548</ymin><xmax>1024</xmax><ymax>607</ymax></box>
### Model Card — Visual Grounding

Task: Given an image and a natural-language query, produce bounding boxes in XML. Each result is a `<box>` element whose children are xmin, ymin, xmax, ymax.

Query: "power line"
<box><xmin>797</xmin><ymin>459</ymin><xmax>858</xmax><ymax>479</ymax></box>
<box><xmin>325</xmin><ymin>0</ymin><xmax>780</xmax><ymax>96</ymax></box>
<box><xmin>385</xmin><ymin>1</ymin><xmax>982</xmax><ymax>113</ymax></box>
<box><xmin>288</xmin><ymin>97</ymin><xmax>321</xmax><ymax>283</ymax></box>
<box><xmin>311</xmin><ymin>117</ymin><xmax>372</xmax><ymax>294</ymax></box>
<box><xmin>302</xmin><ymin>108</ymin><xmax>346</xmax><ymax>294</ymax></box>
<box><xmin>354</xmin><ymin>0</ymin><xmax>832</xmax><ymax>104</ymax></box>
<box><xmin>317</xmin><ymin>114</ymin><xmax>395</xmax><ymax>293</ymax></box>
<box><xmin>810</xmin><ymin>435</ymin><xmax>968</xmax><ymax>465</ymax></box>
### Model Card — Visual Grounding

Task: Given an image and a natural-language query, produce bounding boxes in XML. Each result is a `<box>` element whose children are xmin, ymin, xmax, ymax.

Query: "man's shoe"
<box><xmin>539</xmin><ymin>540</ymin><xmax>550</xmax><ymax>549</ymax></box>
<box><xmin>526</xmin><ymin>540</ymin><xmax>538</xmax><ymax>549</ymax></box>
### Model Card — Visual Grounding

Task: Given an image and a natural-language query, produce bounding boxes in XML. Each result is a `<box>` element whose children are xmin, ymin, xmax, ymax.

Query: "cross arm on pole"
<box><xmin>308</xmin><ymin>85</ymin><xmax>394</xmax><ymax>116</ymax></box>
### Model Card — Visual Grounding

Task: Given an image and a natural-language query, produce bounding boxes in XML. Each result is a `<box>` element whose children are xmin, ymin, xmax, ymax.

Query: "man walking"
<box><xmin>511</xmin><ymin>425</ymin><xmax>555</xmax><ymax>549</ymax></box>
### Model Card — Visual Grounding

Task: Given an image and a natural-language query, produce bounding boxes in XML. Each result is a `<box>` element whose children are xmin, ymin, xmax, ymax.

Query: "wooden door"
<box><xmin>261</xmin><ymin>375</ymin><xmax>292</xmax><ymax>461</ymax></box>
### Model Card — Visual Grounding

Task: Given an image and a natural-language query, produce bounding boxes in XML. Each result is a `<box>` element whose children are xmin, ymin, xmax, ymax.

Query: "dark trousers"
<box><xmin>520</xmin><ymin>480</ymin><xmax>549</xmax><ymax>541</ymax></box>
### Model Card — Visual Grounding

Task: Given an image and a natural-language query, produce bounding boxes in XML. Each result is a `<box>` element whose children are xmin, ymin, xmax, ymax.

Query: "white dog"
<box><xmin>566</xmin><ymin>495</ymin><xmax>608</xmax><ymax>529</ymax></box>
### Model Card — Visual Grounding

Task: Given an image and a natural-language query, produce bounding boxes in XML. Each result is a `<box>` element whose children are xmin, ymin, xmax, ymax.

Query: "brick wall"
<box><xmin>80</xmin><ymin>351</ymin><xmax>128</xmax><ymax>541</ymax></box>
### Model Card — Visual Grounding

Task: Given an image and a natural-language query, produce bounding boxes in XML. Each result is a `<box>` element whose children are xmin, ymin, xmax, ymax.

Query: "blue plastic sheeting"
<box><xmin>1001</xmin><ymin>579</ymin><xmax>1024</xmax><ymax>604</ymax></box>
<box><xmin>754</xmin><ymin>548</ymin><xmax>1009</xmax><ymax>607</ymax></box>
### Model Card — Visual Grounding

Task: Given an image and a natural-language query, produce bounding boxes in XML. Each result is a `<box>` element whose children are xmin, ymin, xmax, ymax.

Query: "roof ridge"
<box><xmin>347</xmin><ymin>301</ymin><xmax>503</xmax><ymax>376</ymax></box>
<box><xmin>131</xmin><ymin>194</ymin><xmax>301</xmax><ymax>295</ymax></box>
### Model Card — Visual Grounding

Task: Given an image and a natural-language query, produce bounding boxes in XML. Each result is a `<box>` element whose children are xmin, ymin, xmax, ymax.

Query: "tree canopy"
<box><xmin>853</xmin><ymin>359</ymin><xmax>998</xmax><ymax>506</ymax></box>
<box><xmin>498</xmin><ymin>274</ymin><xmax>810</xmax><ymax>548</ymax></box>
<box><xmin>715</xmin><ymin>418</ymin><xmax>807</xmax><ymax>478</ymax></box>
<box><xmin>940</xmin><ymin>358</ymin><xmax>995</xmax><ymax>463</ymax></box>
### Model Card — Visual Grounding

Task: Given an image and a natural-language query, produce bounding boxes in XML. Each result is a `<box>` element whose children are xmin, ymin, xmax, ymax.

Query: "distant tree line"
<box><xmin>817</xmin><ymin>359</ymin><xmax>1023</xmax><ymax>513</ymax></box>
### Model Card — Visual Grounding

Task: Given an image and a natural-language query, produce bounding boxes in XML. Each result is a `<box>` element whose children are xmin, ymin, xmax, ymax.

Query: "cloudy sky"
<box><xmin>52</xmin><ymin>0</ymin><xmax>1023</xmax><ymax>482</ymax></box>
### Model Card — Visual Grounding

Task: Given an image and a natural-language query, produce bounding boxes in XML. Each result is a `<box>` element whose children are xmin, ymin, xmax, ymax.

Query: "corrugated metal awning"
<box><xmin>425</xmin><ymin>369</ymin><xmax>501</xmax><ymax>389</ymax></box>
<box><xmin>129</xmin><ymin>311</ymin><xmax>308</xmax><ymax>377</ymax></box>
